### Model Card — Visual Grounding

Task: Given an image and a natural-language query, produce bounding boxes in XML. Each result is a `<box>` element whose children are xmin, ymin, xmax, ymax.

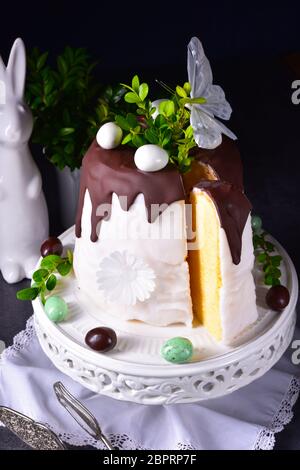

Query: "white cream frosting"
<box><xmin>74</xmin><ymin>191</ymin><xmax>193</xmax><ymax>326</ymax></box>
<box><xmin>219</xmin><ymin>214</ymin><xmax>258</xmax><ymax>344</ymax></box>
<box><xmin>74</xmin><ymin>190</ymin><xmax>258</xmax><ymax>342</ymax></box>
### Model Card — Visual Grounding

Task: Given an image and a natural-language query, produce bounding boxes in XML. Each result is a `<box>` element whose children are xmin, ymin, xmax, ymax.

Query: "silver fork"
<box><xmin>53</xmin><ymin>381</ymin><xmax>114</xmax><ymax>450</ymax></box>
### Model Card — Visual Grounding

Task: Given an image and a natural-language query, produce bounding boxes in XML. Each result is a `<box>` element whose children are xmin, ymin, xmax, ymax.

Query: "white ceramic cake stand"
<box><xmin>33</xmin><ymin>227</ymin><xmax>298</xmax><ymax>405</ymax></box>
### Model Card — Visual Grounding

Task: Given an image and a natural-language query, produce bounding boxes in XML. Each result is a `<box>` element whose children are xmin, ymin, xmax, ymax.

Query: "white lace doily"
<box><xmin>0</xmin><ymin>316</ymin><xmax>299</xmax><ymax>450</ymax></box>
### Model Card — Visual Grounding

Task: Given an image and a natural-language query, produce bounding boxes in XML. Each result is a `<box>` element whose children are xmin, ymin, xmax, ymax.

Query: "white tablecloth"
<box><xmin>0</xmin><ymin>316</ymin><xmax>299</xmax><ymax>450</ymax></box>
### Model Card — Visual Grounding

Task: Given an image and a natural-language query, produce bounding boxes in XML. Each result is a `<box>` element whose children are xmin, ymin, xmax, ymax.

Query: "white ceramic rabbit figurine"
<box><xmin>0</xmin><ymin>38</ymin><xmax>49</xmax><ymax>284</ymax></box>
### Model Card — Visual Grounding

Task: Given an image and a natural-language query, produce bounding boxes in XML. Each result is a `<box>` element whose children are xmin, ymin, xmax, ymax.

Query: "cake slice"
<box><xmin>188</xmin><ymin>181</ymin><xmax>258</xmax><ymax>343</ymax></box>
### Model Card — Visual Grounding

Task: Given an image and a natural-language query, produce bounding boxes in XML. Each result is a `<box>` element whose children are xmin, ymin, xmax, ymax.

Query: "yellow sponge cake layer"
<box><xmin>189</xmin><ymin>189</ymin><xmax>223</xmax><ymax>341</ymax></box>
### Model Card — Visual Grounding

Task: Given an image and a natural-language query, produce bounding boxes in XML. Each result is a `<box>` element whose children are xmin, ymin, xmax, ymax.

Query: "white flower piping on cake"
<box><xmin>187</xmin><ymin>36</ymin><xmax>237</xmax><ymax>150</ymax></box>
<box><xmin>96</xmin><ymin>251</ymin><xmax>156</xmax><ymax>306</ymax></box>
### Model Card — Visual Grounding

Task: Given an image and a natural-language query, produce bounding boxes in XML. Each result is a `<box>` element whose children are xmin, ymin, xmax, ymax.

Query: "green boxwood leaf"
<box><xmin>32</xmin><ymin>268</ymin><xmax>49</xmax><ymax>283</ymax></box>
<box><xmin>127</xmin><ymin>113</ymin><xmax>138</xmax><ymax>128</ymax></box>
<box><xmin>265</xmin><ymin>241</ymin><xmax>275</xmax><ymax>252</ymax></box>
<box><xmin>46</xmin><ymin>274</ymin><xmax>57</xmax><ymax>291</ymax></box>
<box><xmin>265</xmin><ymin>274</ymin><xmax>274</xmax><ymax>286</ymax></box>
<box><xmin>17</xmin><ymin>287</ymin><xmax>39</xmax><ymax>301</ymax></box>
<box><xmin>264</xmin><ymin>265</ymin><xmax>281</xmax><ymax>278</ymax></box>
<box><xmin>132</xmin><ymin>134</ymin><xmax>146</xmax><ymax>147</ymax></box>
<box><xmin>257</xmin><ymin>253</ymin><xmax>267</xmax><ymax>263</ymax></box>
<box><xmin>183</xmin><ymin>82</ymin><xmax>191</xmax><ymax>94</ymax></box>
<box><xmin>65</xmin><ymin>142</ymin><xmax>75</xmax><ymax>155</ymax></box>
<box><xmin>265</xmin><ymin>274</ymin><xmax>281</xmax><ymax>286</ymax></box>
<box><xmin>138</xmin><ymin>83</ymin><xmax>149</xmax><ymax>101</ymax></box>
<box><xmin>41</xmin><ymin>254</ymin><xmax>63</xmax><ymax>269</ymax></box>
<box><xmin>59</xmin><ymin>128</ymin><xmax>75</xmax><ymax>136</ymax></box>
<box><xmin>176</xmin><ymin>85</ymin><xmax>187</xmax><ymax>98</ymax></box>
<box><xmin>185</xmin><ymin>125</ymin><xmax>194</xmax><ymax>138</ymax></box>
<box><xmin>145</xmin><ymin>128</ymin><xmax>159</xmax><ymax>144</ymax></box>
<box><xmin>57</xmin><ymin>261</ymin><xmax>72</xmax><ymax>276</ymax></box>
<box><xmin>124</xmin><ymin>92</ymin><xmax>140</xmax><ymax>104</ymax></box>
<box><xmin>37</xmin><ymin>52</ymin><xmax>48</xmax><ymax>71</ymax></box>
<box><xmin>270</xmin><ymin>255</ymin><xmax>282</xmax><ymax>267</ymax></box>
<box><xmin>132</xmin><ymin>75</ymin><xmax>140</xmax><ymax>93</ymax></box>
<box><xmin>115</xmin><ymin>115</ymin><xmax>131</xmax><ymax>131</ymax></box>
<box><xmin>154</xmin><ymin>114</ymin><xmax>168</xmax><ymax>128</ymax></box>
<box><xmin>67</xmin><ymin>250</ymin><xmax>73</xmax><ymax>265</ymax></box>
<box><xmin>122</xmin><ymin>133</ymin><xmax>132</xmax><ymax>145</ymax></box>
<box><xmin>57</xmin><ymin>56</ymin><xmax>67</xmax><ymax>75</ymax></box>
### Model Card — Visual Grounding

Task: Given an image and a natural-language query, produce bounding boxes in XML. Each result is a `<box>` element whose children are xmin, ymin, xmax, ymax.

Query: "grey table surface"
<box><xmin>0</xmin><ymin>58</ymin><xmax>300</xmax><ymax>450</ymax></box>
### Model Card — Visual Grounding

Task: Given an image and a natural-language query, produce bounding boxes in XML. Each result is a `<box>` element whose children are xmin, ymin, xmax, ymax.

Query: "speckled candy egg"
<box><xmin>161</xmin><ymin>337</ymin><xmax>193</xmax><ymax>364</ymax></box>
<box><xmin>96</xmin><ymin>122</ymin><xmax>123</xmax><ymax>149</ymax></box>
<box><xmin>251</xmin><ymin>215</ymin><xmax>262</xmax><ymax>232</ymax></box>
<box><xmin>45</xmin><ymin>295</ymin><xmax>68</xmax><ymax>323</ymax></box>
<box><xmin>134</xmin><ymin>144</ymin><xmax>169</xmax><ymax>172</ymax></box>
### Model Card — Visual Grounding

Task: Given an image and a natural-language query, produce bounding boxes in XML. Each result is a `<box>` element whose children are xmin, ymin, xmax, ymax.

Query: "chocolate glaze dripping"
<box><xmin>193</xmin><ymin>181</ymin><xmax>252</xmax><ymax>264</ymax></box>
<box><xmin>75</xmin><ymin>140</ymin><xmax>185</xmax><ymax>242</ymax></box>
<box><xmin>75</xmin><ymin>137</ymin><xmax>252</xmax><ymax>264</ymax></box>
<box><xmin>193</xmin><ymin>136</ymin><xmax>244</xmax><ymax>189</ymax></box>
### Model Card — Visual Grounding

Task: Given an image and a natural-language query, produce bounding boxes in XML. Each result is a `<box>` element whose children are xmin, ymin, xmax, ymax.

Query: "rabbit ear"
<box><xmin>6</xmin><ymin>38</ymin><xmax>26</xmax><ymax>99</ymax></box>
<box><xmin>0</xmin><ymin>54</ymin><xmax>5</xmax><ymax>78</ymax></box>
<box><xmin>0</xmin><ymin>55</ymin><xmax>6</xmax><ymax>104</ymax></box>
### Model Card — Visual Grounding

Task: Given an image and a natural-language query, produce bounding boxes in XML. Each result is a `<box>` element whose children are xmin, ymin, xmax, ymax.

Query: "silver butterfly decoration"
<box><xmin>188</xmin><ymin>37</ymin><xmax>237</xmax><ymax>149</ymax></box>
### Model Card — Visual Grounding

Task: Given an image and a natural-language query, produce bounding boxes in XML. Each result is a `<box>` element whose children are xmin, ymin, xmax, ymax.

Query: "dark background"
<box><xmin>0</xmin><ymin>0</ymin><xmax>300</xmax><ymax>450</ymax></box>
<box><xmin>0</xmin><ymin>1</ymin><xmax>299</xmax><ymax>271</ymax></box>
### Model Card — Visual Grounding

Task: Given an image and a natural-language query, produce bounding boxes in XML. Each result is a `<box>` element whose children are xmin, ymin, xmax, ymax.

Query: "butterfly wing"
<box><xmin>187</xmin><ymin>36</ymin><xmax>233</xmax><ymax>121</ymax></box>
<box><xmin>188</xmin><ymin>37</ymin><xmax>213</xmax><ymax>98</ymax></box>
<box><xmin>191</xmin><ymin>106</ymin><xmax>237</xmax><ymax>149</ymax></box>
<box><xmin>191</xmin><ymin>106</ymin><xmax>222</xmax><ymax>149</ymax></box>
<box><xmin>203</xmin><ymin>85</ymin><xmax>233</xmax><ymax>120</ymax></box>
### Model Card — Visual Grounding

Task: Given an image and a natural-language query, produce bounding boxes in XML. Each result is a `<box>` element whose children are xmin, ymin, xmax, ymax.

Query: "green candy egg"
<box><xmin>251</xmin><ymin>215</ymin><xmax>262</xmax><ymax>232</ymax></box>
<box><xmin>161</xmin><ymin>337</ymin><xmax>193</xmax><ymax>364</ymax></box>
<box><xmin>45</xmin><ymin>295</ymin><xmax>68</xmax><ymax>323</ymax></box>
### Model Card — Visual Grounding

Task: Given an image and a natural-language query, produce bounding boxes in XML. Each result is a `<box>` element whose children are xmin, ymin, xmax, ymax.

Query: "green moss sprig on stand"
<box><xmin>108</xmin><ymin>75</ymin><xmax>206</xmax><ymax>173</ymax></box>
<box><xmin>16</xmin><ymin>251</ymin><xmax>73</xmax><ymax>305</ymax></box>
<box><xmin>252</xmin><ymin>216</ymin><xmax>283</xmax><ymax>286</ymax></box>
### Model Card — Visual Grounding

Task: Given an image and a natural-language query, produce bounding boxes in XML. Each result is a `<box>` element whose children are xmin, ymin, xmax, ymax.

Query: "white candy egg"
<box><xmin>151</xmin><ymin>99</ymin><xmax>168</xmax><ymax>119</ymax></box>
<box><xmin>134</xmin><ymin>144</ymin><xmax>169</xmax><ymax>172</ymax></box>
<box><xmin>96</xmin><ymin>122</ymin><xmax>123</xmax><ymax>149</ymax></box>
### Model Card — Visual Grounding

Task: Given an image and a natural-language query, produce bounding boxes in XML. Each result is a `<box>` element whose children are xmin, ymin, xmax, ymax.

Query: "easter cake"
<box><xmin>73</xmin><ymin>37</ymin><xmax>258</xmax><ymax>345</ymax></box>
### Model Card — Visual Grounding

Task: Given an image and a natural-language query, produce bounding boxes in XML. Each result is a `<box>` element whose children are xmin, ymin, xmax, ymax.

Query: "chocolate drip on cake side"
<box><xmin>75</xmin><ymin>138</ymin><xmax>251</xmax><ymax>265</ymax></box>
<box><xmin>75</xmin><ymin>140</ymin><xmax>185</xmax><ymax>242</ymax></box>
<box><xmin>193</xmin><ymin>181</ymin><xmax>252</xmax><ymax>265</ymax></box>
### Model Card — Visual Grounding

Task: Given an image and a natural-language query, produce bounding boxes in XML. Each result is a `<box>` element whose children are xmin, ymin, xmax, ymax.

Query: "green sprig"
<box><xmin>253</xmin><ymin>231</ymin><xmax>282</xmax><ymax>286</ymax></box>
<box><xmin>109</xmin><ymin>75</ymin><xmax>202</xmax><ymax>172</ymax></box>
<box><xmin>16</xmin><ymin>251</ymin><xmax>73</xmax><ymax>304</ymax></box>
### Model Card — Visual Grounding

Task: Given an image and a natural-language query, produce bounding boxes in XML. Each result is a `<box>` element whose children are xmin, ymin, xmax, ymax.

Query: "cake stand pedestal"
<box><xmin>33</xmin><ymin>227</ymin><xmax>298</xmax><ymax>405</ymax></box>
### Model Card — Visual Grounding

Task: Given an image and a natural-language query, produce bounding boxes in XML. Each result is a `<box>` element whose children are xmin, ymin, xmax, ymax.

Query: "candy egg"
<box><xmin>96</xmin><ymin>122</ymin><xmax>123</xmax><ymax>149</ymax></box>
<box><xmin>251</xmin><ymin>215</ymin><xmax>262</xmax><ymax>232</ymax></box>
<box><xmin>45</xmin><ymin>296</ymin><xmax>68</xmax><ymax>322</ymax></box>
<box><xmin>40</xmin><ymin>237</ymin><xmax>63</xmax><ymax>257</ymax></box>
<box><xmin>134</xmin><ymin>144</ymin><xmax>169</xmax><ymax>172</ymax></box>
<box><xmin>151</xmin><ymin>99</ymin><xmax>168</xmax><ymax>119</ymax></box>
<box><xmin>85</xmin><ymin>327</ymin><xmax>117</xmax><ymax>352</ymax></box>
<box><xmin>161</xmin><ymin>337</ymin><xmax>193</xmax><ymax>364</ymax></box>
<box><xmin>266</xmin><ymin>285</ymin><xmax>290</xmax><ymax>311</ymax></box>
